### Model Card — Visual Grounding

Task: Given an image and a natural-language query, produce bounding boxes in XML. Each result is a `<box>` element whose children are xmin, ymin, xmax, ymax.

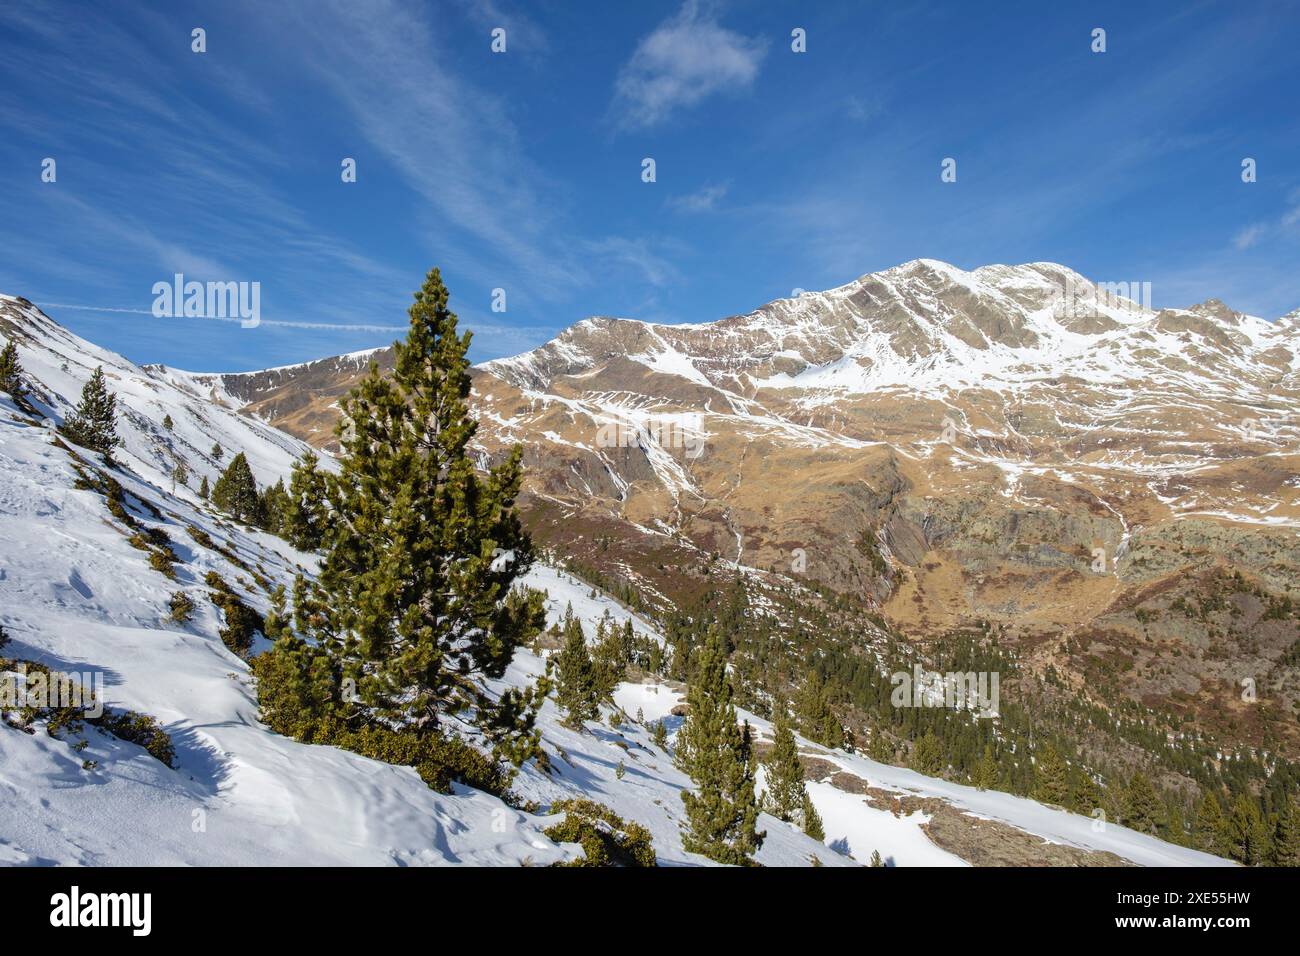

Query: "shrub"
<box><xmin>98</xmin><ymin>710</ymin><xmax>176</xmax><ymax>768</ymax></box>
<box><xmin>543</xmin><ymin>799</ymin><xmax>656</xmax><ymax>867</ymax></box>
<box><xmin>211</xmin><ymin>589</ymin><xmax>263</xmax><ymax>656</ymax></box>
<box><xmin>168</xmin><ymin>591</ymin><xmax>196</xmax><ymax>624</ymax></box>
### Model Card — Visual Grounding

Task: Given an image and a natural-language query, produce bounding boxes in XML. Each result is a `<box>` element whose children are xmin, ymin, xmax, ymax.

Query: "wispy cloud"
<box><xmin>612</xmin><ymin>1</ymin><xmax>767</xmax><ymax>130</ymax></box>
<box><xmin>668</xmin><ymin>182</ymin><xmax>729</xmax><ymax>213</ymax></box>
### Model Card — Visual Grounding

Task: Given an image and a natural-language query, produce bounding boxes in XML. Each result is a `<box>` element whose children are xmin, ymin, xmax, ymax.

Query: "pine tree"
<box><xmin>1032</xmin><ymin>743</ymin><xmax>1069</xmax><ymax>806</ymax></box>
<box><xmin>678</xmin><ymin>631</ymin><xmax>765</xmax><ymax>865</ymax></box>
<box><xmin>972</xmin><ymin>743</ymin><xmax>998</xmax><ymax>791</ymax></box>
<box><xmin>1271</xmin><ymin>798</ymin><xmax>1300</xmax><ymax>867</ymax></box>
<box><xmin>198</xmin><ymin>475</ymin><xmax>210</xmax><ymax>500</ymax></box>
<box><xmin>1227</xmin><ymin>793</ymin><xmax>1271</xmax><ymax>865</ymax></box>
<box><xmin>211</xmin><ymin>452</ymin><xmax>262</xmax><ymax>524</ymax></box>
<box><xmin>61</xmin><ymin>366</ymin><xmax>118</xmax><ymax>457</ymax></box>
<box><xmin>1070</xmin><ymin>768</ymin><xmax>1104</xmax><ymax>816</ymax></box>
<box><xmin>911</xmin><ymin>730</ymin><xmax>944</xmax><ymax>776</ymax></box>
<box><xmin>555</xmin><ymin>610</ymin><xmax>598</xmax><ymax>726</ymax></box>
<box><xmin>795</xmin><ymin>669</ymin><xmax>844</xmax><ymax>749</ymax></box>
<box><xmin>1195</xmin><ymin>791</ymin><xmax>1228</xmax><ymax>856</ymax></box>
<box><xmin>764</xmin><ymin>702</ymin><xmax>807</xmax><ymax>822</ymax></box>
<box><xmin>591</xmin><ymin>616</ymin><xmax>629</xmax><ymax>701</ymax></box>
<box><xmin>284</xmin><ymin>449</ymin><xmax>328</xmax><ymax>550</ymax></box>
<box><xmin>800</xmin><ymin>790</ymin><xmax>824</xmax><ymax>841</ymax></box>
<box><xmin>260</xmin><ymin>478</ymin><xmax>290</xmax><ymax>534</ymax></box>
<box><xmin>0</xmin><ymin>339</ymin><xmax>26</xmax><ymax>401</ymax></box>
<box><xmin>299</xmin><ymin>266</ymin><xmax>544</xmax><ymax>728</ymax></box>
<box><xmin>211</xmin><ymin>442</ymin><xmax>223</xmax><ymax>461</ymax></box>
<box><xmin>869</xmin><ymin>849</ymin><xmax>885</xmax><ymax>867</ymax></box>
<box><xmin>1122</xmin><ymin>772</ymin><xmax>1164</xmax><ymax>836</ymax></box>
<box><xmin>1164</xmin><ymin>801</ymin><xmax>1189</xmax><ymax>847</ymax></box>
<box><xmin>171</xmin><ymin>460</ymin><xmax>189</xmax><ymax>490</ymax></box>
<box><xmin>162</xmin><ymin>413</ymin><xmax>174</xmax><ymax>431</ymax></box>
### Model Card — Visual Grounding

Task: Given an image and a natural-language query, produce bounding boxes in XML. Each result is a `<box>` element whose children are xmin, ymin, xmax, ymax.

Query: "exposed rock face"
<box><xmin>181</xmin><ymin>258</ymin><xmax>1300</xmax><ymax>752</ymax></box>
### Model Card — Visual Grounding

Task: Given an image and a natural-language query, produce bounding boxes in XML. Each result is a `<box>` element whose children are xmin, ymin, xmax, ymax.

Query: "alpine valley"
<box><xmin>2</xmin><ymin>256</ymin><xmax>1298</xmax><ymax>867</ymax></box>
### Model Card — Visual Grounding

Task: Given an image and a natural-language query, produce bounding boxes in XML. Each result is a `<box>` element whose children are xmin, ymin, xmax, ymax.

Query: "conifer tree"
<box><xmin>678</xmin><ymin>631</ymin><xmax>765</xmax><ymax>865</ymax></box>
<box><xmin>0</xmin><ymin>339</ymin><xmax>26</xmax><ymax>401</ymax></box>
<box><xmin>555</xmin><ymin>610</ymin><xmax>598</xmax><ymax>726</ymax></box>
<box><xmin>972</xmin><ymin>743</ymin><xmax>998</xmax><ymax>791</ymax></box>
<box><xmin>1032</xmin><ymin>743</ymin><xmax>1069</xmax><ymax>805</ymax></box>
<box><xmin>1122</xmin><ymin>772</ymin><xmax>1164</xmax><ymax>836</ymax></box>
<box><xmin>162</xmin><ymin>413</ymin><xmax>174</xmax><ymax>431</ymax></box>
<box><xmin>764</xmin><ymin>702</ymin><xmax>807</xmax><ymax>822</ymax></box>
<box><xmin>260</xmin><ymin>478</ymin><xmax>290</xmax><ymax>534</ymax></box>
<box><xmin>211</xmin><ymin>442</ymin><xmax>223</xmax><ymax>461</ymax></box>
<box><xmin>211</xmin><ymin>452</ymin><xmax>262</xmax><ymax>524</ymax></box>
<box><xmin>299</xmin><ymin>267</ymin><xmax>544</xmax><ymax>728</ymax></box>
<box><xmin>198</xmin><ymin>475</ymin><xmax>210</xmax><ymax>500</ymax></box>
<box><xmin>284</xmin><ymin>449</ymin><xmax>328</xmax><ymax>550</ymax></box>
<box><xmin>172</xmin><ymin>460</ymin><xmax>189</xmax><ymax>490</ymax></box>
<box><xmin>800</xmin><ymin>790</ymin><xmax>824</xmax><ymax>841</ymax></box>
<box><xmin>870</xmin><ymin>849</ymin><xmax>885</xmax><ymax>867</ymax></box>
<box><xmin>61</xmin><ymin>366</ymin><xmax>118</xmax><ymax>457</ymax></box>
<box><xmin>1070</xmin><ymin>767</ymin><xmax>1104</xmax><ymax>816</ymax></box>
<box><xmin>795</xmin><ymin>669</ymin><xmax>844</xmax><ymax>749</ymax></box>
<box><xmin>1271</xmin><ymin>798</ymin><xmax>1300</xmax><ymax>867</ymax></box>
<box><xmin>1195</xmin><ymin>791</ymin><xmax>1228</xmax><ymax>856</ymax></box>
<box><xmin>911</xmin><ymin>730</ymin><xmax>944</xmax><ymax>776</ymax></box>
<box><xmin>591</xmin><ymin>616</ymin><xmax>629</xmax><ymax>700</ymax></box>
<box><xmin>1227</xmin><ymin>793</ymin><xmax>1271</xmax><ymax>865</ymax></box>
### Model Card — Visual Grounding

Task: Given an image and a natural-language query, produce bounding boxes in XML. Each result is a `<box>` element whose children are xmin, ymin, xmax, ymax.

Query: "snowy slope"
<box><xmin>0</xmin><ymin>294</ymin><xmax>312</xmax><ymax>496</ymax></box>
<box><xmin>0</xmin><ymin>390</ymin><xmax>840</xmax><ymax>866</ymax></box>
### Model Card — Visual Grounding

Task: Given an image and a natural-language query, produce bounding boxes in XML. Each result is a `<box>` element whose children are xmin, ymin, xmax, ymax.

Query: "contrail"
<box><xmin>37</xmin><ymin>301</ymin><xmax>407</xmax><ymax>333</ymax></box>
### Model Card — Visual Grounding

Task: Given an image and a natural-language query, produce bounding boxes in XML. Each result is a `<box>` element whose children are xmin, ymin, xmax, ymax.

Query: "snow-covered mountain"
<box><xmin>0</xmin><ymin>292</ymin><xmax>1233</xmax><ymax>866</ymax></box>
<box><xmin>165</xmin><ymin>259</ymin><xmax>1300</xmax><ymax>778</ymax></box>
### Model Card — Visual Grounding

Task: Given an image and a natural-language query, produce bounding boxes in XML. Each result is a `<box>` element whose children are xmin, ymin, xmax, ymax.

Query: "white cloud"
<box><xmin>669</xmin><ymin>182</ymin><xmax>729</xmax><ymax>213</ymax></box>
<box><xmin>613</xmin><ymin>1</ymin><xmax>767</xmax><ymax>129</ymax></box>
<box><xmin>1232</xmin><ymin>223</ymin><xmax>1268</xmax><ymax>250</ymax></box>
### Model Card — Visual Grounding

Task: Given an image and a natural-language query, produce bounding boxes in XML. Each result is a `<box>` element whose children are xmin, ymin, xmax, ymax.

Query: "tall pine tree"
<box><xmin>62</xmin><ymin>365</ymin><xmax>118</xmax><ymax>457</ymax></box>
<box><xmin>764</xmin><ymin>701</ymin><xmax>807</xmax><ymax>822</ymax></box>
<box><xmin>304</xmin><ymin>267</ymin><xmax>543</xmax><ymax>728</ymax></box>
<box><xmin>284</xmin><ymin>449</ymin><xmax>329</xmax><ymax>550</ymax></box>
<box><xmin>0</xmin><ymin>339</ymin><xmax>26</xmax><ymax>402</ymax></box>
<box><xmin>555</xmin><ymin>608</ymin><xmax>599</xmax><ymax>726</ymax></box>
<box><xmin>678</xmin><ymin>631</ymin><xmax>765</xmax><ymax>865</ymax></box>
<box><xmin>211</xmin><ymin>452</ymin><xmax>262</xmax><ymax>524</ymax></box>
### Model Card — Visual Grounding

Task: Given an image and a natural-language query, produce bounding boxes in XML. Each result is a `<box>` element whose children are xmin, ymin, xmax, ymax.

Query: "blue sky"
<box><xmin>0</xmin><ymin>0</ymin><xmax>1296</xmax><ymax>371</ymax></box>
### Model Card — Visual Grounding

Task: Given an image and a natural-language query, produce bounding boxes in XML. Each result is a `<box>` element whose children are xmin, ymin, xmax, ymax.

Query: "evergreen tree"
<box><xmin>911</xmin><ymin>730</ymin><xmax>944</xmax><ymax>776</ymax></box>
<box><xmin>1227</xmin><ymin>793</ymin><xmax>1271</xmax><ymax>865</ymax></box>
<box><xmin>284</xmin><ymin>449</ymin><xmax>328</xmax><ymax>550</ymax></box>
<box><xmin>869</xmin><ymin>849</ymin><xmax>885</xmax><ymax>867</ymax></box>
<box><xmin>171</xmin><ymin>460</ymin><xmax>189</xmax><ymax>490</ymax></box>
<box><xmin>764</xmin><ymin>702</ymin><xmax>807</xmax><ymax>822</ymax></box>
<box><xmin>1164</xmin><ymin>801</ymin><xmax>1189</xmax><ymax>847</ymax></box>
<box><xmin>1195</xmin><ymin>791</ymin><xmax>1229</xmax><ymax>856</ymax></box>
<box><xmin>0</xmin><ymin>339</ymin><xmax>26</xmax><ymax>401</ymax></box>
<box><xmin>198</xmin><ymin>475</ymin><xmax>210</xmax><ymax>500</ymax></box>
<box><xmin>678</xmin><ymin>631</ymin><xmax>765</xmax><ymax>865</ymax></box>
<box><xmin>1271</xmin><ymin>798</ymin><xmax>1300</xmax><ymax>867</ymax></box>
<box><xmin>61</xmin><ymin>366</ymin><xmax>118</xmax><ymax>457</ymax></box>
<box><xmin>1070</xmin><ymin>768</ymin><xmax>1104</xmax><ymax>816</ymax></box>
<box><xmin>591</xmin><ymin>615</ymin><xmax>629</xmax><ymax>701</ymax></box>
<box><xmin>1033</xmin><ymin>743</ymin><xmax>1069</xmax><ymax>806</ymax></box>
<box><xmin>300</xmin><ymin>266</ymin><xmax>544</xmax><ymax>728</ymax></box>
<box><xmin>162</xmin><ymin>413</ymin><xmax>174</xmax><ymax>431</ymax></box>
<box><xmin>211</xmin><ymin>442</ymin><xmax>223</xmax><ymax>461</ymax></box>
<box><xmin>800</xmin><ymin>790</ymin><xmax>824</xmax><ymax>841</ymax></box>
<box><xmin>260</xmin><ymin>478</ymin><xmax>290</xmax><ymax>534</ymax></box>
<box><xmin>972</xmin><ymin>743</ymin><xmax>998</xmax><ymax>791</ymax></box>
<box><xmin>211</xmin><ymin>452</ymin><xmax>262</xmax><ymax>524</ymax></box>
<box><xmin>1122</xmin><ymin>772</ymin><xmax>1164</xmax><ymax>836</ymax></box>
<box><xmin>555</xmin><ymin>609</ymin><xmax>598</xmax><ymax>726</ymax></box>
<box><xmin>795</xmin><ymin>669</ymin><xmax>844</xmax><ymax>749</ymax></box>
